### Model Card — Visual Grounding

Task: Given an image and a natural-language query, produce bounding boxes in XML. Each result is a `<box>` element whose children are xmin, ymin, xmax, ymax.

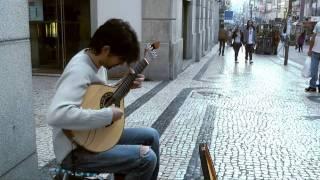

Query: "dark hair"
<box><xmin>89</xmin><ymin>19</ymin><xmax>140</xmax><ymax>64</ymax></box>
<box><xmin>246</xmin><ymin>20</ymin><xmax>255</xmax><ymax>30</ymax></box>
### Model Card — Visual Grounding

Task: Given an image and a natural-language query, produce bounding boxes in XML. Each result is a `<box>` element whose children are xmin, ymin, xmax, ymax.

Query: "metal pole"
<box><xmin>300</xmin><ymin>0</ymin><xmax>305</xmax><ymax>21</ymax></box>
<box><xmin>250</xmin><ymin>0</ymin><xmax>252</xmax><ymax>19</ymax></box>
<box><xmin>250</xmin><ymin>5</ymin><xmax>252</xmax><ymax>19</ymax></box>
<box><xmin>276</xmin><ymin>0</ymin><xmax>278</xmax><ymax>18</ymax></box>
<box><xmin>316</xmin><ymin>0</ymin><xmax>318</xmax><ymax>15</ymax></box>
<box><xmin>284</xmin><ymin>0</ymin><xmax>292</xmax><ymax>65</ymax></box>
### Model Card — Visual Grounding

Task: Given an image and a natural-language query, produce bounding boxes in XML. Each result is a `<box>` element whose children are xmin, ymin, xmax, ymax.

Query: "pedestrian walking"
<box><xmin>272</xmin><ymin>28</ymin><xmax>280</xmax><ymax>55</ymax></box>
<box><xmin>306</xmin><ymin>22</ymin><xmax>320</xmax><ymax>92</ymax></box>
<box><xmin>243</xmin><ymin>20</ymin><xmax>256</xmax><ymax>64</ymax></box>
<box><xmin>227</xmin><ymin>29</ymin><xmax>233</xmax><ymax>46</ymax></box>
<box><xmin>218</xmin><ymin>24</ymin><xmax>228</xmax><ymax>56</ymax></box>
<box><xmin>297</xmin><ymin>31</ymin><xmax>306</xmax><ymax>53</ymax></box>
<box><xmin>232</xmin><ymin>27</ymin><xmax>244</xmax><ymax>63</ymax></box>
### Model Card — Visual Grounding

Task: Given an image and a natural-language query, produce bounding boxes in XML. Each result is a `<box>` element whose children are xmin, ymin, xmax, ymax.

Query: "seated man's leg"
<box><xmin>61</xmin><ymin>144</ymin><xmax>157</xmax><ymax>180</ymax></box>
<box><xmin>117</xmin><ymin>128</ymin><xmax>160</xmax><ymax>180</ymax></box>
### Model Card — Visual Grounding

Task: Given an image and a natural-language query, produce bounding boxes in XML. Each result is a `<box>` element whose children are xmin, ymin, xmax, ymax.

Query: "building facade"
<box><xmin>257</xmin><ymin>0</ymin><xmax>320</xmax><ymax>23</ymax></box>
<box><xmin>28</xmin><ymin>0</ymin><xmax>220</xmax><ymax>80</ymax></box>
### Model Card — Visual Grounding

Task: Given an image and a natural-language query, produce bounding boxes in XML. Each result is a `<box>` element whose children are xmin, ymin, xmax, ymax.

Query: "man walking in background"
<box><xmin>218</xmin><ymin>24</ymin><xmax>228</xmax><ymax>56</ymax></box>
<box><xmin>243</xmin><ymin>20</ymin><xmax>256</xmax><ymax>64</ymax></box>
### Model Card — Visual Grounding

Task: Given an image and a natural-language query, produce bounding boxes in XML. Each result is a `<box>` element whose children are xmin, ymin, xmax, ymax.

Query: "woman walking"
<box><xmin>232</xmin><ymin>27</ymin><xmax>244</xmax><ymax>63</ymax></box>
<box><xmin>297</xmin><ymin>31</ymin><xmax>306</xmax><ymax>53</ymax></box>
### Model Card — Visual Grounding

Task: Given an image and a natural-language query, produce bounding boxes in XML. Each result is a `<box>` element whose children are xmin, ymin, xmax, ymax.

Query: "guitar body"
<box><xmin>64</xmin><ymin>84</ymin><xmax>125</xmax><ymax>152</ymax></box>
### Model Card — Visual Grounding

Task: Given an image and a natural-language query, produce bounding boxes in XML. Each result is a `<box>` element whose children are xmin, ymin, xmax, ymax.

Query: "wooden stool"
<box><xmin>50</xmin><ymin>167</ymin><xmax>108</xmax><ymax>179</ymax></box>
<box><xmin>199</xmin><ymin>143</ymin><xmax>217</xmax><ymax>180</ymax></box>
<box><xmin>113</xmin><ymin>174</ymin><xmax>125</xmax><ymax>180</ymax></box>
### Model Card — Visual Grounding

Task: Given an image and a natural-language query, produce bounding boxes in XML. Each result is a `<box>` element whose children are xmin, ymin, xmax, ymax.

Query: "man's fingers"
<box><xmin>132</xmin><ymin>81</ymin><xmax>142</xmax><ymax>87</ymax></box>
<box><xmin>111</xmin><ymin>107</ymin><xmax>123</xmax><ymax>122</ymax></box>
<box><xmin>136</xmin><ymin>74</ymin><xmax>145</xmax><ymax>78</ymax></box>
<box><xmin>134</xmin><ymin>77</ymin><xmax>144</xmax><ymax>82</ymax></box>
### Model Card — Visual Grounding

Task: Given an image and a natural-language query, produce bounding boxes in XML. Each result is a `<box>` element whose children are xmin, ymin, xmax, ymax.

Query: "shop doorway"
<box><xmin>29</xmin><ymin>0</ymin><xmax>91</xmax><ymax>74</ymax></box>
<box><xmin>182</xmin><ymin>0</ymin><xmax>194</xmax><ymax>70</ymax></box>
<box><xmin>182</xmin><ymin>0</ymin><xmax>191</xmax><ymax>60</ymax></box>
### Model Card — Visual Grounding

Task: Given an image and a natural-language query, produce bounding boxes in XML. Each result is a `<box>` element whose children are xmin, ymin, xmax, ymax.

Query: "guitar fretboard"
<box><xmin>112</xmin><ymin>59</ymin><xmax>149</xmax><ymax>101</ymax></box>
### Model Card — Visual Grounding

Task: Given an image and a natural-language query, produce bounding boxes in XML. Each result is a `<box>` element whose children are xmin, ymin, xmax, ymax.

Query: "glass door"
<box><xmin>29</xmin><ymin>0</ymin><xmax>90</xmax><ymax>74</ymax></box>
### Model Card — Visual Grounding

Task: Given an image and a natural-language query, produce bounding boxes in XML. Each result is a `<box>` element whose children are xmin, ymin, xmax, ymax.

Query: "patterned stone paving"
<box><xmin>34</xmin><ymin>45</ymin><xmax>320</xmax><ymax>179</ymax></box>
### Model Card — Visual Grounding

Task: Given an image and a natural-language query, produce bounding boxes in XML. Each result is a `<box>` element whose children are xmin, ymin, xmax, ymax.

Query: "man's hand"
<box><xmin>111</xmin><ymin>106</ymin><xmax>123</xmax><ymax>122</ymax></box>
<box><xmin>131</xmin><ymin>74</ymin><xmax>145</xmax><ymax>89</ymax></box>
<box><xmin>308</xmin><ymin>50</ymin><xmax>312</xmax><ymax>56</ymax></box>
<box><xmin>127</xmin><ymin>67</ymin><xmax>145</xmax><ymax>89</ymax></box>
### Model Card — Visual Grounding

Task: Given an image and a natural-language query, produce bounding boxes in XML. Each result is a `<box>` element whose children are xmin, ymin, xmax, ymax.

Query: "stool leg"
<box><xmin>114</xmin><ymin>174</ymin><xmax>125</xmax><ymax>180</ymax></box>
<box><xmin>62</xmin><ymin>173</ymin><xmax>68</xmax><ymax>180</ymax></box>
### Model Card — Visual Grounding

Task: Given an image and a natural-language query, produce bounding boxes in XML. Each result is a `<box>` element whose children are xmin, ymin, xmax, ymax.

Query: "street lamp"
<box><xmin>284</xmin><ymin>0</ymin><xmax>292</xmax><ymax>65</ymax></box>
<box><xmin>249</xmin><ymin>0</ymin><xmax>253</xmax><ymax>19</ymax></box>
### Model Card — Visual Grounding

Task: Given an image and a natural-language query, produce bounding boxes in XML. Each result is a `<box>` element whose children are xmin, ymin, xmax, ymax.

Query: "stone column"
<box><xmin>142</xmin><ymin>0</ymin><xmax>183</xmax><ymax>80</ymax></box>
<box><xmin>0</xmin><ymin>0</ymin><xmax>38</xmax><ymax>179</ymax></box>
<box><xmin>201</xmin><ymin>0</ymin><xmax>206</xmax><ymax>56</ymax></box>
<box><xmin>205</xmin><ymin>0</ymin><xmax>211</xmax><ymax>52</ymax></box>
<box><xmin>195</xmin><ymin>0</ymin><xmax>204</xmax><ymax>61</ymax></box>
<box><xmin>212</xmin><ymin>0</ymin><xmax>220</xmax><ymax>44</ymax></box>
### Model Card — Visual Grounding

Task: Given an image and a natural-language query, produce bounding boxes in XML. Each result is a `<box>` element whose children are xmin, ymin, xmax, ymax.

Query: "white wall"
<box><xmin>96</xmin><ymin>0</ymin><xmax>142</xmax><ymax>41</ymax></box>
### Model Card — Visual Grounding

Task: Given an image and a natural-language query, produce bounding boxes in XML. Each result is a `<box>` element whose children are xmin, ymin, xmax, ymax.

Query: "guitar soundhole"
<box><xmin>100</xmin><ymin>92</ymin><xmax>121</xmax><ymax>108</ymax></box>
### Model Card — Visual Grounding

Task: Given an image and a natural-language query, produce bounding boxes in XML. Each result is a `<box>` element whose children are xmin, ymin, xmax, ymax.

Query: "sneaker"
<box><xmin>250</xmin><ymin>60</ymin><xmax>253</xmax><ymax>64</ymax></box>
<box><xmin>305</xmin><ymin>87</ymin><xmax>317</xmax><ymax>92</ymax></box>
<box><xmin>235</xmin><ymin>60</ymin><xmax>239</xmax><ymax>63</ymax></box>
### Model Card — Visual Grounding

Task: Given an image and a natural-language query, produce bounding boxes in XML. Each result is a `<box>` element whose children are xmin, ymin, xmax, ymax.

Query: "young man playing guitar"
<box><xmin>47</xmin><ymin>18</ymin><xmax>160</xmax><ymax>180</ymax></box>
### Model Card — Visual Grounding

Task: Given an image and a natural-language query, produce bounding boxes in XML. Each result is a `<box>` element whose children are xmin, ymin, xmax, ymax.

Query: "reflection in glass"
<box><xmin>29</xmin><ymin>0</ymin><xmax>90</xmax><ymax>74</ymax></box>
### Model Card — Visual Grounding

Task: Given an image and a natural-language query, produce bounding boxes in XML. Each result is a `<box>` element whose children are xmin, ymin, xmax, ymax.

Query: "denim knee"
<box><xmin>145</xmin><ymin>128</ymin><xmax>160</xmax><ymax>144</ymax></box>
<box><xmin>138</xmin><ymin>147</ymin><xmax>157</xmax><ymax>173</ymax></box>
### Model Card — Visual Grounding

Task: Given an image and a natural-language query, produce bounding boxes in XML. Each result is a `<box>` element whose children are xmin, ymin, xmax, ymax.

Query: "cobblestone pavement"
<box><xmin>33</xmin><ymin>44</ymin><xmax>320</xmax><ymax>179</ymax></box>
<box><xmin>277</xmin><ymin>42</ymin><xmax>308</xmax><ymax>66</ymax></box>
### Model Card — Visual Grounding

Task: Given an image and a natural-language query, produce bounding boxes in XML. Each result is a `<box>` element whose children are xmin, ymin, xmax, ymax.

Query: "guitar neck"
<box><xmin>112</xmin><ymin>58</ymin><xmax>149</xmax><ymax>100</ymax></box>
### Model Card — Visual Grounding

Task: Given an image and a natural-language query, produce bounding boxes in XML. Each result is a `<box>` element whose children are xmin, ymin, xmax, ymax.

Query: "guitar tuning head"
<box><xmin>144</xmin><ymin>41</ymin><xmax>160</xmax><ymax>61</ymax></box>
<box><xmin>151</xmin><ymin>41</ymin><xmax>160</xmax><ymax>50</ymax></box>
<box><xmin>151</xmin><ymin>50</ymin><xmax>157</xmax><ymax>56</ymax></box>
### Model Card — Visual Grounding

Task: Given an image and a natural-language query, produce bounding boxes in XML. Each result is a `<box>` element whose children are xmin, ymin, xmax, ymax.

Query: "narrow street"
<box><xmin>34</xmin><ymin>45</ymin><xmax>320</xmax><ymax>179</ymax></box>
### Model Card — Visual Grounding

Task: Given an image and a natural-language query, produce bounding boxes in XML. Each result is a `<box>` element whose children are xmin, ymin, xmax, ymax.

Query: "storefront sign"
<box><xmin>310</xmin><ymin>16</ymin><xmax>320</xmax><ymax>22</ymax></box>
<box><xmin>28</xmin><ymin>0</ymin><xmax>43</xmax><ymax>21</ymax></box>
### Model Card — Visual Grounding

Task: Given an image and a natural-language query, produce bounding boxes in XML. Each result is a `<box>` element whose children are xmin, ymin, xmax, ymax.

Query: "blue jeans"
<box><xmin>61</xmin><ymin>128</ymin><xmax>160</xmax><ymax>180</ymax></box>
<box><xmin>310</xmin><ymin>52</ymin><xmax>320</xmax><ymax>88</ymax></box>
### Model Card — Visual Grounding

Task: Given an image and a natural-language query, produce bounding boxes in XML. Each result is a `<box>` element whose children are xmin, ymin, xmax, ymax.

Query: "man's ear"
<box><xmin>101</xmin><ymin>46</ymin><xmax>111</xmax><ymax>55</ymax></box>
